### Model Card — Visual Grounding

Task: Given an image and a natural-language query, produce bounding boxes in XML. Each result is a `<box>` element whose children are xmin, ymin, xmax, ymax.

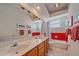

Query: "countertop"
<box><xmin>0</xmin><ymin>37</ymin><xmax>48</xmax><ymax>56</ymax></box>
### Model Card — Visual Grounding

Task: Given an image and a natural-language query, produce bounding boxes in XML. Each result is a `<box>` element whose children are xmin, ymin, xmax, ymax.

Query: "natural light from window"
<box><xmin>49</xmin><ymin>20</ymin><xmax>61</xmax><ymax>28</ymax></box>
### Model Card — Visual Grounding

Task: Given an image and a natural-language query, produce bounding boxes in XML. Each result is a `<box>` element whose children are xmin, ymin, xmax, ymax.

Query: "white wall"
<box><xmin>68</xmin><ymin>3</ymin><xmax>79</xmax><ymax>56</ymax></box>
<box><xmin>41</xmin><ymin>13</ymin><xmax>69</xmax><ymax>43</ymax></box>
<box><xmin>42</xmin><ymin>9</ymin><xmax>68</xmax><ymax>36</ymax></box>
<box><xmin>42</xmin><ymin>21</ymin><xmax>48</xmax><ymax>36</ymax></box>
<box><xmin>44</xmin><ymin>13</ymin><xmax>68</xmax><ymax>34</ymax></box>
<box><xmin>20</xmin><ymin>3</ymin><xmax>49</xmax><ymax>19</ymax></box>
<box><xmin>50</xmin><ymin>9</ymin><xmax>68</xmax><ymax>32</ymax></box>
<box><xmin>69</xmin><ymin>3</ymin><xmax>79</xmax><ymax>25</ymax></box>
<box><xmin>0</xmin><ymin>3</ymin><xmax>32</xmax><ymax>36</ymax></box>
<box><xmin>49</xmin><ymin>14</ymin><xmax>68</xmax><ymax>33</ymax></box>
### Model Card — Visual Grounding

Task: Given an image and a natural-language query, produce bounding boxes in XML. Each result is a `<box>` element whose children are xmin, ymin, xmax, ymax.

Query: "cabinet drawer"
<box><xmin>38</xmin><ymin>42</ymin><xmax>44</xmax><ymax>50</ymax></box>
<box><xmin>27</xmin><ymin>47</ymin><xmax>37</xmax><ymax>56</ymax></box>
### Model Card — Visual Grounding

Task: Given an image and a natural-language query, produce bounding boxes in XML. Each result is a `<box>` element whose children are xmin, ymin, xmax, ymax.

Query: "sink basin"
<box><xmin>0</xmin><ymin>44</ymin><xmax>29</xmax><ymax>56</ymax></box>
<box><xmin>0</xmin><ymin>38</ymin><xmax>42</xmax><ymax>56</ymax></box>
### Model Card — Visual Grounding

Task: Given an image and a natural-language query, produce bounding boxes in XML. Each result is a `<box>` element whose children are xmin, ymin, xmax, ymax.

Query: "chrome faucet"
<box><xmin>11</xmin><ymin>42</ymin><xmax>18</xmax><ymax>47</ymax></box>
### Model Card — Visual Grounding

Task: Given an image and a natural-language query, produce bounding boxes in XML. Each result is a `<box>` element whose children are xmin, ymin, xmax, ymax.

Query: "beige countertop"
<box><xmin>0</xmin><ymin>37</ymin><xmax>48</xmax><ymax>56</ymax></box>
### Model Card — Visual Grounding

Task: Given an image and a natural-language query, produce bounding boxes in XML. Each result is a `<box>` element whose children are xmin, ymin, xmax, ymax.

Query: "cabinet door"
<box><xmin>44</xmin><ymin>39</ymin><xmax>48</xmax><ymax>56</ymax></box>
<box><xmin>45</xmin><ymin>39</ymin><xmax>48</xmax><ymax>47</ymax></box>
<box><xmin>38</xmin><ymin>47</ymin><xmax>45</xmax><ymax>56</ymax></box>
<box><xmin>38</xmin><ymin>42</ymin><xmax>45</xmax><ymax>56</ymax></box>
<box><xmin>38</xmin><ymin>42</ymin><xmax>44</xmax><ymax>50</ymax></box>
<box><xmin>27</xmin><ymin>47</ymin><xmax>37</xmax><ymax>56</ymax></box>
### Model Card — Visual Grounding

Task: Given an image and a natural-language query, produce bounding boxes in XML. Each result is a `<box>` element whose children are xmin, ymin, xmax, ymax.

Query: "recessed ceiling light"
<box><xmin>37</xmin><ymin>6</ymin><xmax>40</xmax><ymax>10</ymax></box>
<box><xmin>55</xmin><ymin>3</ymin><xmax>59</xmax><ymax>7</ymax></box>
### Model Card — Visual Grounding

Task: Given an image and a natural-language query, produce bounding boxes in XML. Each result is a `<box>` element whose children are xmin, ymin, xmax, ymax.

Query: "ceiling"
<box><xmin>45</xmin><ymin>3</ymin><xmax>69</xmax><ymax>14</ymax></box>
<box><xmin>19</xmin><ymin>3</ymin><xmax>69</xmax><ymax>21</ymax></box>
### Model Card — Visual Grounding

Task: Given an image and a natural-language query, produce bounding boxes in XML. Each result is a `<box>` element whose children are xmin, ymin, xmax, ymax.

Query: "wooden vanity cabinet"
<box><xmin>26</xmin><ymin>47</ymin><xmax>37</xmax><ymax>56</ymax></box>
<box><xmin>37</xmin><ymin>42</ymin><xmax>45</xmax><ymax>56</ymax></box>
<box><xmin>37</xmin><ymin>38</ymin><xmax>49</xmax><ymax>56</ymax></box>
<box><xmin>44</xmin><ymin>39</ymin><xmax>48</xmax><ymax>56</ymax></box>
<box><xmin>22</xmin><ymin>38</ymin><xmax>49</xmax><ymax>56</ymax></box>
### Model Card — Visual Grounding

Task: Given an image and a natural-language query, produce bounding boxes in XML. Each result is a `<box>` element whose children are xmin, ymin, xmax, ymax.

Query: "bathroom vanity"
<box><xmin>0</xmin><ymin>37</ymin><xmax>48</xmax><ymax>56</ymax></box>
<box><xmin>23</xmin><ymin>37</ymin><xmax>48</xmax><ymax>56</ymax></box>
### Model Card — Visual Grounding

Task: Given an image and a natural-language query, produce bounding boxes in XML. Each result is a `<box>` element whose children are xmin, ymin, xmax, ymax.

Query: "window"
<box><xmin>49</xmin><ymin>20</ymin><xmax>60</xmax><ymax>28</ymax></box>
<box><xmin>31</xmin><ymin>22</ymin><xmax>42</xmax><ymax>32</ymax></box>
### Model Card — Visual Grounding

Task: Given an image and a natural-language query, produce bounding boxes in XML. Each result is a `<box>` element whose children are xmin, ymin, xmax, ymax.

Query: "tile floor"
<box><xmin>48</xmin><ymin>42</ymin><xmax>69</xmax><ymax>56</ymax></box>
<box><xmin>47</xmin><ymin>36</ymin><xmax>79</xmax><ymax>56</ymax></box>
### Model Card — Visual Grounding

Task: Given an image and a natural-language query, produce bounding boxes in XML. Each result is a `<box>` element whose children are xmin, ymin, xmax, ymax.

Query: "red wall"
<box><xmin>51</xmin><ymin>33</ymin><xmax>68</xmax><ymax>42</ymax></box>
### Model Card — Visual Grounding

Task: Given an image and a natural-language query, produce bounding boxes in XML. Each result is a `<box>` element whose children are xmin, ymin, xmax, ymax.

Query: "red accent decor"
<box><xmin>66</xmin><ymin>28</ymin><xmax>71</xmax><ymax>35</ymax></box>
<box><xmin>32</xmin><ymin>32</ymin><xmax>40</xmax><ymax>36</ymax></box>
<box><xmin>51</xmin><ymin>33</ymin><xmax>68</xmax><ymax>42</ymax></box>
<box><xmin>71</xmin><ymin>25</ymin><xmax>79</xmax><ymax>41</ymax></box>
